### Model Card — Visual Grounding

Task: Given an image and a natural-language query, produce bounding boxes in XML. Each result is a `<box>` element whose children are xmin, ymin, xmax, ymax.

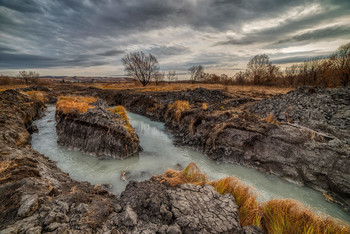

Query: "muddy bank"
<box><xmin>55</xmin><ymin>98</ymin><xmax>141</xmax><ymax>159</ymax></box>
<box><xmin>0</xmin><ymin>89</ymin><xmax>261</xmax><ymax>233</ymax></box>
<box><xmin>109</xmin><ymin>87</ymin><xmax>350</xmax><ymax>210</ymax></box>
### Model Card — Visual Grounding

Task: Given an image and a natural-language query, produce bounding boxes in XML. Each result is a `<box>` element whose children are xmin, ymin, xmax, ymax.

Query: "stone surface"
<box><xmin>119</xmin><ymin>179</ymin><xmax>252</xmax><ymax>233</ymax></box>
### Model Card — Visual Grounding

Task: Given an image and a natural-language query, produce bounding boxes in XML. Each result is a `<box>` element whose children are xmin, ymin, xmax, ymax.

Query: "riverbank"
<box><xmin>107</xmin><ymin>86</ymin><xmax>350</xmax><ymax>210</ymax></box>
<box><xmin>0</xmin><ymin>90</ymin><xmax>262</xmax><ymax>233</ymax></box>
<box><xmin>1</xmin><ymin>85</ymin><xmax>349</xmax><ymax>233</ymax></box>
<box><xmin>14</xmin><ymin>84</ymin><xmax>350</xmax><ymax>208</ymax></box>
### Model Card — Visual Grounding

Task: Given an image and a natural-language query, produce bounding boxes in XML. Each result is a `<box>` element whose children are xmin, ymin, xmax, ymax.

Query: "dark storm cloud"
<box><xmin>0</xmin><ymin>0</ymin><xmax>43</xmax><ymax>13</ymax></box>
<box><xmin>0</xmin><ymin>0</ymin><xmax>349</xmax><ymax>71</ymax></box>
<box><xmin>97</xmin><ymin>50</ymin><xmax>124</xmax><ymax>57</ymax></box>
<box><xmin>148</xmin><ymin>46</ymin><xmax>190</xmax><ymax>57</ymax></box>
<box><xmin>276</xmin><ymin>25</ymin><xmax>350</xmax><ymax>44</ymax></box>
<box><xmin>0</xmin><ymin>52</ymin><xmax>105</xmax><ymax>69</ymax></box>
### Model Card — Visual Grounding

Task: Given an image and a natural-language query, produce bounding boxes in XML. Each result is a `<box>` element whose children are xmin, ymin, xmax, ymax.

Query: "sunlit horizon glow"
<box><xmin>0</xmin><ymin>0</ymin><xmax>349</xmax><ymax>77</ymax></box>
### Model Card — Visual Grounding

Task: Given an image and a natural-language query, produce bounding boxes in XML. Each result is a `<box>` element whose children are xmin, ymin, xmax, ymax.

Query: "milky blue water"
<box><xmin>32</xmin><ymin>105</ymin><xmax>350</xmax><ymax>223</ymax></box>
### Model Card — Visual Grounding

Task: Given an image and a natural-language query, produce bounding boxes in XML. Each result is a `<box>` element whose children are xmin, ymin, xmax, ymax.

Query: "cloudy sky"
<box><xmin>0</xmin><ymin>0</ymin><xmax>349</xmax><ymax>77</ymax></box>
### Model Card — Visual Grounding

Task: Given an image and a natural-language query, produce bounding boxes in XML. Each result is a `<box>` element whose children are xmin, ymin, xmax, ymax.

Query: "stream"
<box><xmin>32</xmin><ymin>105</ymin><xmax>350</xmax><ymax>223</ymax></box>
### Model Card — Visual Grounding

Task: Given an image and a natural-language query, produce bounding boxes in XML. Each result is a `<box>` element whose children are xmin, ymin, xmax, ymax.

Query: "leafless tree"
<box><xmin>188</xmin><ymin>65</ymin><xmax>204</xmax><ymax>83</ymax></box>
<box><xmin>18</xmin><ymin>71</ymin><xmax>40</xmax><ymax>85</ymax></box>
<box><xmin>234</xmin><ymin>71</ymin><xmax>248</xmax><ymax>85</ymax></box>
<box><xmin>330</xmin><ymin>42</ymin><xmax>350</xmax><ymax>86</ymax></box>
<box><xmin>167</xmin><ymin>70</ymin><xmax>177</xmax><ymax>82</ymax></box>
<box><xmin>153</xmin><ymin>71</ymin><xmax>165</xmax><ymax>86</ymax></box>
<box><xmin>246</xmin><ymin>54</ymin><xmax>278</xmax><ymax>85</ymax></box>
<box><xmin>284</xmin><ymin>64</ymin><xmax>301</xmax><ymax>86</ymax></box>
<box><xmin>121</xmin><ymin>51</ymin><xmax>159</xmax><ymax>86</ymax></box>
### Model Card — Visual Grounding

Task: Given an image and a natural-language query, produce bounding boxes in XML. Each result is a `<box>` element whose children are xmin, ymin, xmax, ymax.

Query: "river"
<box><xmin>31</xmin><ymin>105</ymin><xmax>350</xmax><ymax>223</ymax></box>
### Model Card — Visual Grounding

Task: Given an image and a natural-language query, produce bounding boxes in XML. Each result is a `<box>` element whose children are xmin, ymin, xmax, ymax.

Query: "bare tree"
<box><xmin>234</xmin><ymin>71</ymin><xmax>247</xmax><ymax>85</ymax></box>
<box><xmin>284</xmin><ymin>64</ymin><xmax>301</xmax><ymax>86</ymax></box>
<box><xmin>18</xmin><ymin>71</ymin><xmax>39</xmax><ymax>85</ymax></box>
<box><xmin>167</xmin><ymin>70</ymin><xmax>177</xmax><ymax>82</ymax></box>
<box><xmin>188</xmin><ymin>65</ymin><xmax>204</xmax><ymax>83</ymax></box>
<box><xmin>330</xmin><ymin>42</ymin><xmax>350</xmax><ymax>86</ymax></box>
<box><xmin>153</xmin><ymin>71</ymin><xmax>165</xmax><ymax>86</ymax></box>
<box><xmin>121</xmin><ymin>51</ymin><xmax>159</xmax><ymax>86</ymax></box>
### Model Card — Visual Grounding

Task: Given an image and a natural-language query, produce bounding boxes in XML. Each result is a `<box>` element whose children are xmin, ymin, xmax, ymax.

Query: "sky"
<box><xmin>0</xmin><ymin>0</ymin><xmax>349</xmax><ymax>77</ymax></box>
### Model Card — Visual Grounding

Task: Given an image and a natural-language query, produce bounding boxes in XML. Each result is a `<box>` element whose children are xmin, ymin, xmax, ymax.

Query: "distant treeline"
<box><xmin>194</xmin><ymin>42</ymin><xmax>350</xmax><ymax>87</ymax></box>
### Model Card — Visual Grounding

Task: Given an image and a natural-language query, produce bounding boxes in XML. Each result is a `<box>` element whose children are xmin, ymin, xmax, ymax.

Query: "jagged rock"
<box><xmin>119</xmin><ymin>180</ymin><xmax>255</xmax><ymax>233</ymax></box>
<box><xmin>17</xmin><ymin>194</ymin><xmax>39</xmax><ymax>217</ymax></box>
<box><xmin>55</xmin><ymin>100</ymin><xmax>141</xmax><ymax>159</ymax></box>
<box><xmin>111</xmin><ymin>87</ymin><xmax>350</xmax><ymax>209</ymax></box>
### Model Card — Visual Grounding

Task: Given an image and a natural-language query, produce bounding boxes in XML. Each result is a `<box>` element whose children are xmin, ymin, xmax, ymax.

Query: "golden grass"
<box><xmin>56</xmin><ymin>95</ymin><xmax>97</xmax><ymax>114</ymax></box>
<box><xmin>209</xmin><ymin>177</ymin><xmax>262</xmax><ymax>227</ymax></box>
<box><xmin>81</xmin><ymin>82</ymin><xmax>292</xmax><ymax>98</ymax></box>
<box><xmin>262</xmin><ymin>199</ymin><xmax>350</xmax><ymax>234</ymax></box>
<box><xmin>162</xmin><ymin>162</ymin><xmax>208</xmax><ymax>186</ymax></box>
<box><xmin>166</xmin><ymin>100</ymin><xmax>191</xmax><ymax>122</ymax></box>
<box><xmin>20</xmin><ymin>91</ymin><xmax>47</xmax><ymax>103</ymax></box>
<box><xmin>108</xmin><ymin>105</ymin><xmax>131</xmax><ymax>127</ymax></box>
<box><xmin>158</xmin><ymin>162</ymin><xmax>350</xmax><ymax>233</ymax></box>
<box><xmin>201</xmin><ymin>103</ymin><xmax>208</xmax><ymax>110</ymax></box>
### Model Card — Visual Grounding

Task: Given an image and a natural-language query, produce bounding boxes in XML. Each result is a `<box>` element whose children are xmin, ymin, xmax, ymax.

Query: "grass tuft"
<box><xmin>158</xmin><ymin>162</ymin><xmax>350</xmax><ymax>233</ymax></box>
<box><xmin>261</xmin><ymin>199</ymin><xmax>350</xmax><ymax>234</ymax></box>
<box><xmin>21</xmin><ymin>91</ymin><xmax>47</xmax><ymax>103</ymax></box>
<box><xmin>163</xmin><ymin>162</ymin><xmax>207</xmax><ymax>186</ymax></box>
<box><xmin>166</xmin><ymin>100</ymin><xmax>191</xmax><ymax>122</ymax></box>
<box><xmin>56</xmin><ymin>95</ymin><xmax>97</xmax><ymax>114</ymax></box>
<box><xmin>108</xmin><ymin>106</ymin><xmax>131</xmax><ymax>127</ymax></box>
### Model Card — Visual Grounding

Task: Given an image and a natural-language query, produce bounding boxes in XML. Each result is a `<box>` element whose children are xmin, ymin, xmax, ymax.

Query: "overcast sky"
<box><xmin>0</xmin><ymin>0</ymin><xmax>349</xmax><ymax>77</ymax></box>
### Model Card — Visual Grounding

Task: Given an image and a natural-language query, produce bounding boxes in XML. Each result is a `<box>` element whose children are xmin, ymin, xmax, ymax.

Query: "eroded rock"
<box><xmin>55</xmin><ymin>99</ymin><xmax>141</xmax><ymax>159</ymax></box>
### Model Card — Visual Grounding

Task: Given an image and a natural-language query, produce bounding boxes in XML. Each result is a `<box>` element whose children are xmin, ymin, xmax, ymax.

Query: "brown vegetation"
<box><xmin>165</xmin><ymin>100</ymin><xmax>191</xmax><ymax>122</ymax></box>
<box><xmin>263</xmin><ymin>112</ymin><xmax>279</xmax><ymax>125</ymax></box>
<box><xmin>20</xmin><ymin>91</ymin><xmax>47</xmax><ymax>103</ymax></box>
<box><xmin>158</xmin><ymin>163</ymin><xmax>350</xmax><ymax>234</ymax></box>
<box><xmin>108</xmin><ymin>105</ymin><xmax>131</xmax><ymax>128</ymax></box>
<box><xmin>56</xmin><ymin>95</ymin><xmax>97</xmax><ymax>114</ymax></box>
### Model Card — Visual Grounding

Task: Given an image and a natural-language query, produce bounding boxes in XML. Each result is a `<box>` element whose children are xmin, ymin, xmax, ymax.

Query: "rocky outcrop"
<box><xmin>110</xmin><ymin>87</ymin><xmax>350</xmax><ymax>210</ymax></box>
<box><xmin>119</xmin><ymin>179</ymin><xmax>262</xmax><ymax>233</ymax></box>
<box><xmin>1</xmin><ymin>89</ymin><xmax>262</xmax><ymax>233</ymax></box>
<box><xmin>55</xmin><ymin>99</ymin><xmax>141</xmax><ymax>159</ymax></box>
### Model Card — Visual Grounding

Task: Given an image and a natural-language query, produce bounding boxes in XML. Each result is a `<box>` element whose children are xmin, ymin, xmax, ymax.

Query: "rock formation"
<box><xmin>0</xmin><ymin>89</ymin><xmax>263</xmax><ymax>233</ymax></box>
<box><xmin>111</xmin><ymin>87</ymin><xmax>350</xmax><ymax>209</ymax></box>
<box><xmin>55</xmin><ymin>96</ymin><xmax>141</xmax><ymax>159</ymax></box>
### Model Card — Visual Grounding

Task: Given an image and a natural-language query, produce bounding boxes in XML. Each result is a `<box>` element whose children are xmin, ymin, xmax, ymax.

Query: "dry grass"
<box><xmin>264</xmin><ymin>112</ymin><xmax>279</xmax><ymax>125</ymax></box>
<box><xmin>108</xmin><ymin>106</ymin><xmax>131</xmax><ymax>127</ymax></box>
<box><xmin>209</xmin><ymin>177</ymin><xmax>262</xmax><ymax>227</ymax></box>
<box><xmin>0</xmin><ymin>85</ymin><xmax>30</xmax><ymax>92</ymax></box>
<box><xmin>158</xmin><ymin>162</ymin><xmax>350</xmax><ymax>233</ymax></box>
<box><xmin>166</xmin><ymin>100</ymin><xmax>191</xmax><ymax>122</ymax></box>
<box><xmin>201</xmin><ymin>103</ymin><xmax>208</xmax><ymax>110</ymax></box>
<box><xmin>162</xmin><ymin>162</ymin><xmax>208</xmax><ymax>186</ymax></box>
<box><xmin>262</xmin><ymin>199</ymin><xmax>350</xmax><ymax>234</ymax></box>
<box><xmin>20</xmin><ymin>91</ymin><xmax>47</xmax><ymax>103</ymax></box>
<box><xmin>82</xmin><ymin>82</ymin><xmax>292</xmax><ymax>98</ymax></box>
<box><xmin>56</xmin><ymin>95</ymin><xmax>97</xmax><ymax>114</ymax></box>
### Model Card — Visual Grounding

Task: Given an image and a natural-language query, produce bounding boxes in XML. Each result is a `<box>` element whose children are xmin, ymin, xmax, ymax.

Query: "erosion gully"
<box><xmin>32</xmin><ymin>105</ymin><xmax>350</xmax><ymax>223</ymax></box>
